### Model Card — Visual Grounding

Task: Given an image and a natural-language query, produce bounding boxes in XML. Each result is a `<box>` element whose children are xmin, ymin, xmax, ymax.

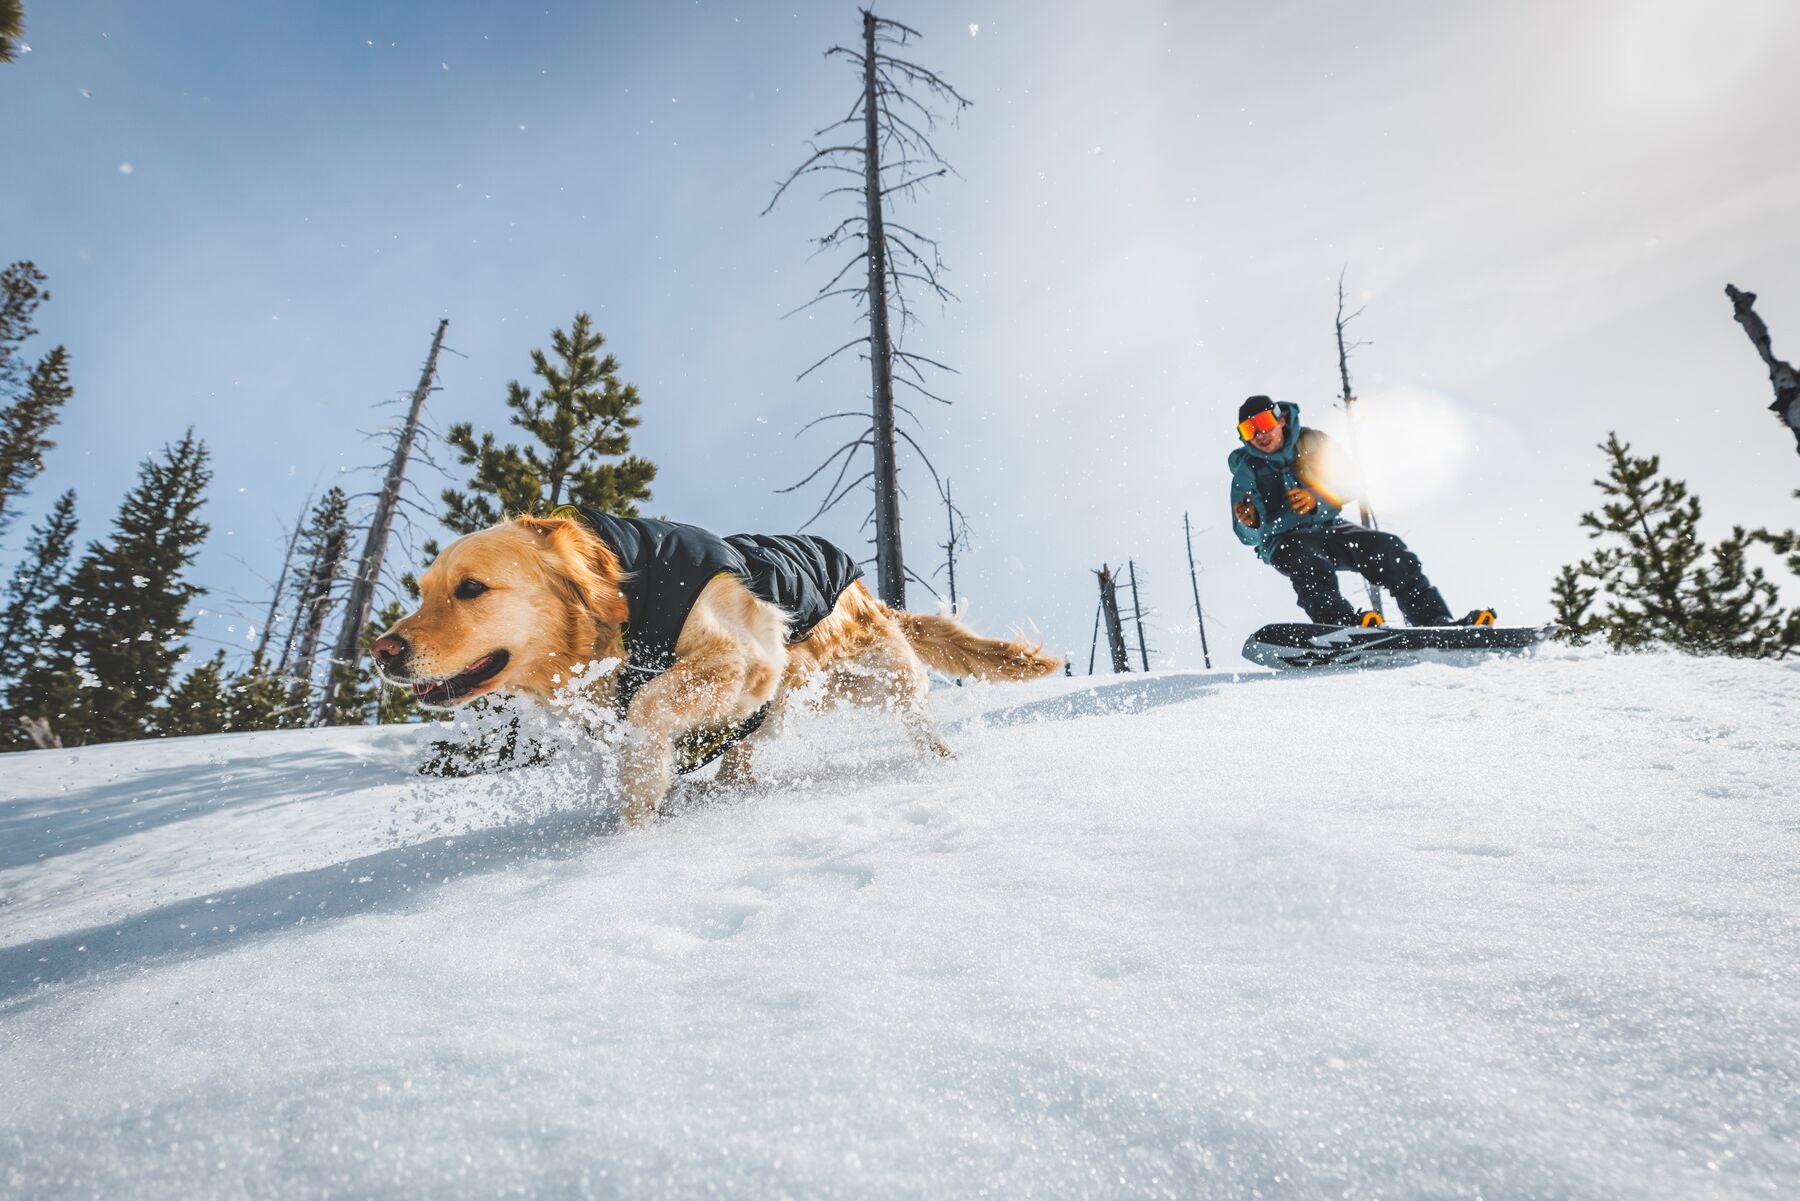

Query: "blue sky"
<box><xmin>5</xmin><ymin>0</ymin><xmax>1800</xmax><ymax>671</ymax></box>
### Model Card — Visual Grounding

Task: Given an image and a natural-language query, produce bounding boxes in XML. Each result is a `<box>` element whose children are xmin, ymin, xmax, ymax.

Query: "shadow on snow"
<box><xmin>0</xmin><ymin>807</ymin><xmax>620</xmax><ymax>1010</ymax></box>
<box><xmin>1</xmin><ymin>671</ymin><xmax>1282</xmax><ymax>1008</ymax></box>
<box><xmin>0</xmin><ymin>733</ymin><xmax>422</xmax><ymax>874</ymax></box>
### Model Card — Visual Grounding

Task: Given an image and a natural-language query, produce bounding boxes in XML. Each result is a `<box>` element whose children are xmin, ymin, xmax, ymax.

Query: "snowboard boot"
<box><xmin>1452</xmin><ymin>609</ymin><xmax>1498</xmax><ymax>627</ymax></box>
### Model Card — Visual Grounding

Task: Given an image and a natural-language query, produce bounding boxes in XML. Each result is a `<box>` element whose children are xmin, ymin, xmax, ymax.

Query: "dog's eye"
<box><xmin>453</xmin><ymin>578</ymin><xmax>488</xmax><ymax>601</ymax></box>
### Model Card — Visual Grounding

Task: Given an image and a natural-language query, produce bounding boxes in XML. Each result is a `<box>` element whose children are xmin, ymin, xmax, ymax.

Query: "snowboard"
<box><xmin>1242</xmin><ymin>622</ymin><xmax>1550</xmax><ymax>671</ymax></box>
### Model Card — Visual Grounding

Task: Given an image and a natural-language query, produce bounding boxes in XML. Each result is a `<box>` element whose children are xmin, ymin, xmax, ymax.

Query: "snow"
<box><xmin>2</xmin><ymin>651</ymin><xmax>1798</xmax><ymax>1199</ymax></box>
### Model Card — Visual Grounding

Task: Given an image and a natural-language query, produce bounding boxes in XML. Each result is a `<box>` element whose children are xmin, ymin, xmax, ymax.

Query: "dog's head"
<box><xmin>372</xmin><ymin>515</ymin><xmax>627</xmax><ymax>709</ymax></box>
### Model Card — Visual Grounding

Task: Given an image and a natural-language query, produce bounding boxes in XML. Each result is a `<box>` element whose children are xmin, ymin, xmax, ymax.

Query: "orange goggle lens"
<box><xmin>1237</xmin><ymin>409</ymin><xmax>1280</xmax><ymax>440</ymax></box>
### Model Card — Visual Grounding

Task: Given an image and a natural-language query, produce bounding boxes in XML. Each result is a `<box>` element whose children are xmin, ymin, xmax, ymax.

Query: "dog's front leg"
<box><xmin>713</xmin><ymin>740</ymin><xmax>755</xmax><ymax>786</ymax></box>
<box><xmin>619</xmin><ymin>645</ymin><xmax>749</xmax><ymax>825</ymax></box>
<box><xmin>616</xmin><ymin>729</ymin><xmax>677</xmax><ymax>827</ymax></box>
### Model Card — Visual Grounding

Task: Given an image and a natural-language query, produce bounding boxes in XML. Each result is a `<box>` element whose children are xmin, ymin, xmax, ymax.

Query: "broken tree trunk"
<box><xmin>1725</xmin><ymin>284</ymin><xmax>1800</xmax><ymax>455</ymax></box>
<box><xmin>1097</xmin><ymin>564</ymin><xmax>1131</xmax><ymax>674</ymax></box>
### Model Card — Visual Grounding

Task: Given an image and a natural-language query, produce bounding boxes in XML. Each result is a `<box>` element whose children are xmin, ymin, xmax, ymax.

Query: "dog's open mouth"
<box><xmin>411</xmin><ymin>650</ymin><xmax>510</xmax><ymax>707</ymax></box>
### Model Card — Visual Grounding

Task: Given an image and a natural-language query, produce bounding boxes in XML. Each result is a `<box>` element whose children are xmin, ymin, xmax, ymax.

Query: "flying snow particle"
<box><xmin>80</xmin><ymin>88</ymin><xmax>93</xmax><ymax>98</ymax></box>
<box><xmin>442</xmin><ymin>63</ymin><xmax>449</xmax><ymax>71</ymax></box>
<box><xmin>969</xmin><ymin>24</ymin><xmax>979</xmax><ymax>37</ymax></box>
<box><xmin>132</xmin><ymin>575</ymin><xmax>149</xmax><ymax>588</ymax></box>
<box><xmin>119</xmin><ymin>163</ymin><xmax>134</xmax><ymax>175</ymax></box>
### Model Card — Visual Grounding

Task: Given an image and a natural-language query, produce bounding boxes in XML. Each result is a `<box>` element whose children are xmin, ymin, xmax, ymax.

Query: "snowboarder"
<box><xmin>1228</xmin><ymin>396</ymin><xmax>1492</xmax><ymax>628</ymax></box>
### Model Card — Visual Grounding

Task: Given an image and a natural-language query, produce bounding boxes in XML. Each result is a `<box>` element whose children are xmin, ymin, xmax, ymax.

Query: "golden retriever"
<box><xmin>373</xmin><ymin>514</ymin><xmax>1059</xmax><ymax>824</ymax></box>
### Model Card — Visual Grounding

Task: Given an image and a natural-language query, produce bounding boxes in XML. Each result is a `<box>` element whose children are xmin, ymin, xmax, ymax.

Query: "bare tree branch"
<box><xmin>793</xmin><ymin>411</ymin><xmax>870</xmax><ymax>438</ymax></box>
<box><xmin>894</xmin><ymin>375</ymin><xmax>952</xmax><ymax>406</ymax></box>
<box><xmin>795</xmin><ymin>338</ymin><xmax>870</xmax><ymax>383</ymax></box>
<box><xmin>776</xmin><ymin>438</ymin><xmax>872</xmax><ymax>495</ymax></box>
<box><xmin>801</xmin><ymin>470</ymin><xmax>875</xmax><ymax>530</ymax></box>
<box><xmin>762</xmin><ymin>144</ymin><xmax>867</xmax><ymax>216</ymax></box>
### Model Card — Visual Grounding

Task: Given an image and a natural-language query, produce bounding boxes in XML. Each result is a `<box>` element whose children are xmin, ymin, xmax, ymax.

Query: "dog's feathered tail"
<box><xmin>892</xmin><ymin>607</ymin><xmax>1061</xmax><ymax>681</ymax></box>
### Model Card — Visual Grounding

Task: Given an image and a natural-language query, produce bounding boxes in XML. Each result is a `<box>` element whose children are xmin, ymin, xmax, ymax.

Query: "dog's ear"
<box><xmin>516</xmin><ymin>515</ymin><xmax>629</xmax><ymax>627</ymax></box>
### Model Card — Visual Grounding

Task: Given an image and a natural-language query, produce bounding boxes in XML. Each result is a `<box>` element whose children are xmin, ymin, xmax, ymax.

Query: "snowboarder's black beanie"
<box><xmin>1239</xmin><ymin>395</ymin><xmax>1276</xmax><ymax>422</ymax></box>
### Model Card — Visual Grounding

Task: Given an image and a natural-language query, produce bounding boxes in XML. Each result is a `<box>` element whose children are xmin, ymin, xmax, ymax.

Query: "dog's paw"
<box><xmin>619</xmin><ymin>796</ymin><xmax>661</xmax><ymax>828</ymax></box>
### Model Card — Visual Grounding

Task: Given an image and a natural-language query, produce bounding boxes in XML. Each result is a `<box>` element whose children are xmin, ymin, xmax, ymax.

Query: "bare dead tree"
<box><xmin>1182</xmin><ymin>511</ymin><xmax>1213</xmax><ymax>670</ymax></box>
<box><xmin>321</xmin><ymin>317</ymin><xmax>448</xmax><ymax>724</ymax></box>
<box><xmin>258</xmin><ymin>489</ymin><xmax>313</xmax><ymax>671</ymax></box>
<box><xmin>1336</xmin><ymin>267</ymin><xmax>1383</xmax><ymax>616</ymax></box>
<box><xmin>1126</xmin><ymin>560</ymin><xmax>1151</xmax><ymax>672</ymax></box>
<box><xmin>1087</xmin><ymin>600</ymin><xmax>1102</xmax><ymax>675</ymax></box>
<box><xmin>1096</xmin><ymin>565</ymin><xmax>1131</xmax><ymax>674</ymax></box>
<box><xmin>934</xmin><ymin>475</ymin><xmax>971</xmax><ymax>609</ymax></box>
<box><xmin>287</xmin><ymin>506</ymin><xmax>350</xmax><ymax>716</ymax></box>
<box><xmin>765</xmin><ymin>9</ymin><xmax>971</xmax><ymax>608</ymax></box>
<box><xmin>1725</xmin><ymin>284</ymin><xmax>1800</xmax><ymax>456</ymax></box>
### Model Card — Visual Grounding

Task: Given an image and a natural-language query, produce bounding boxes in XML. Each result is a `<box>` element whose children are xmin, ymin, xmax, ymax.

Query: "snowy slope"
<box><xmin>2</xmin><ymin>652</ymin><xmax>1798</xmax><ymax>1200</ymax></box>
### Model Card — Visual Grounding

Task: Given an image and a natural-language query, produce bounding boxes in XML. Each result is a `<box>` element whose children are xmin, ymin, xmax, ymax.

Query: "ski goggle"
<box><xmin>1237</xmin><ymin>408</ymin><xmax>1280</xmax><ymax>440</ymax></box>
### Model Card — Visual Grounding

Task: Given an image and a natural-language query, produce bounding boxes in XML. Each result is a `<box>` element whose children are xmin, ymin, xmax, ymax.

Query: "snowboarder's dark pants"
<box><xmin>1269</xmin><ymin>524</ymin><xmax>1452</xmax><ymax>626</ymax></box>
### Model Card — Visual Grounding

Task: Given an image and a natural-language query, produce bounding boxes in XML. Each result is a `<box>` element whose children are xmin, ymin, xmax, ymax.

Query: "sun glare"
<box><xmin>1346</xmin><ymin>388</ymin><xmax>1474</xmax><ymax>518</ymax></box>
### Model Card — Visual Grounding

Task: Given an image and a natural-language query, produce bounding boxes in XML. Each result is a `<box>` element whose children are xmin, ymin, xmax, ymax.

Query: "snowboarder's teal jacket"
<box><xmin>1227</xmin><ymin>401</ymin><xmax>1361</xmax><ymax>562</ymax></box>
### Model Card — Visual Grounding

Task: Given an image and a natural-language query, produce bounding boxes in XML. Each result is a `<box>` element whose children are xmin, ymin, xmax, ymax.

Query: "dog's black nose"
<box><xmin>371</xmin><ymin>633</ymin><xmax>409</xmax><ymax>673</ymax></box>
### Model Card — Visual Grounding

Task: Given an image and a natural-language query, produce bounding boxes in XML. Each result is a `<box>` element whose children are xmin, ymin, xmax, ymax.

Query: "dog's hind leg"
<box><xmin>712</xmin><ymin>684</ymin><xmax>792</xmax><ymax>787</ymax></box>
<box><xmin>864</xmin><ymin>628</ymin><xmax>954</xmax><ymax>760</ymax></box>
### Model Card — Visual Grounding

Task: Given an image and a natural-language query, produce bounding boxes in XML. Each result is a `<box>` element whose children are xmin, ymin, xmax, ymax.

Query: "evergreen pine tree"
<box><xmin>160</xmin><ymin>651</ymin><xmax>231</xmax><ymax>737</ymax></box>
<box><xmin>0</xmin><ymin>261</ymin><xmax>48</xmax><ymax>389</ymax></box>
<box><xmin>1552</xmin><ymin>433</ymin><xmax>1798</xmax><ymax>657</ymax></box>
<box><xmin>1683</xmin><ymin>526</ymin><xmax>1793</xmax><ymax>657</ymax></box>
<box><xmin>0</xmin><ymin>262</ymin><xmax>69</xmax><ymax>534</ymax></box>
<box><xmin>0</xmin><ymin>487</ymin><xmax>77</xmax><ymax>683</ymax></box>
<box><xmin>1753</xmin><ymin>514</ymin><xmax>1800</xmax><ymax>580</ymax></box>
<box><xmin>440</xmin><ymin>313</ymin><xmax>655</xmax><ymax>534</ymax></box>
<box><xmin>225</xmin><ymin>659</ymin><xmax>291</xmax><ymax>731</ymax></box>
<box><xmin>0</xmin><ymin>346</ymin><xmax>73</xmax><ymax>533</ymax></box>
<box><xmin>319</xmin><ymin>657</ymin><xmax>368</xmax><ymax>730</ymax></box>
<box><xmin>10</xmin><ymin>431</ymin><xmax>212</xmax><ymax>745</ymax></box>
<box><xmin>369</xmin><ymin>599</ymin><xmax>427</xmax><ymax>725</ymax></box>
<box><xmin>0</xmin><ymin>0</ymin><xmax>24</xmax><ymax>64</ymax></box>
<box><xmin>318</xmin><ymin>598</ymin><xmax>431</xmax><ymax>727</ymax></box>
<box><xmin>1547</xmin><ymin>563</ymin><xmax>1601</xmax><ymax>647</ymax></box>
<box><xmin>1577</xmin><ymin>433</ymin><xmax>1701</xmax><ymax>648</ymax></box>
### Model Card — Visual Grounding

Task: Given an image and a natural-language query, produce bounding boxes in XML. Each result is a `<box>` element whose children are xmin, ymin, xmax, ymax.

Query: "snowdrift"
<box><xmin>2</xmin><ymin>651</ymin><xmax>1797</xmax><ymax>1200</ymax></box>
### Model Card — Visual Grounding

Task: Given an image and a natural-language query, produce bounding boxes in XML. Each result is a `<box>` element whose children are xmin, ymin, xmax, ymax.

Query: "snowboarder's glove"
<box><xmin>1233</xmin><ymin>497</ymin><xmax>1259</xmax><ymax>528</ymax></box>
<box><xmin>1285</xmin><ymin>488</ymin><xmax>1318</xmax><ymax>515</ymax></box>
